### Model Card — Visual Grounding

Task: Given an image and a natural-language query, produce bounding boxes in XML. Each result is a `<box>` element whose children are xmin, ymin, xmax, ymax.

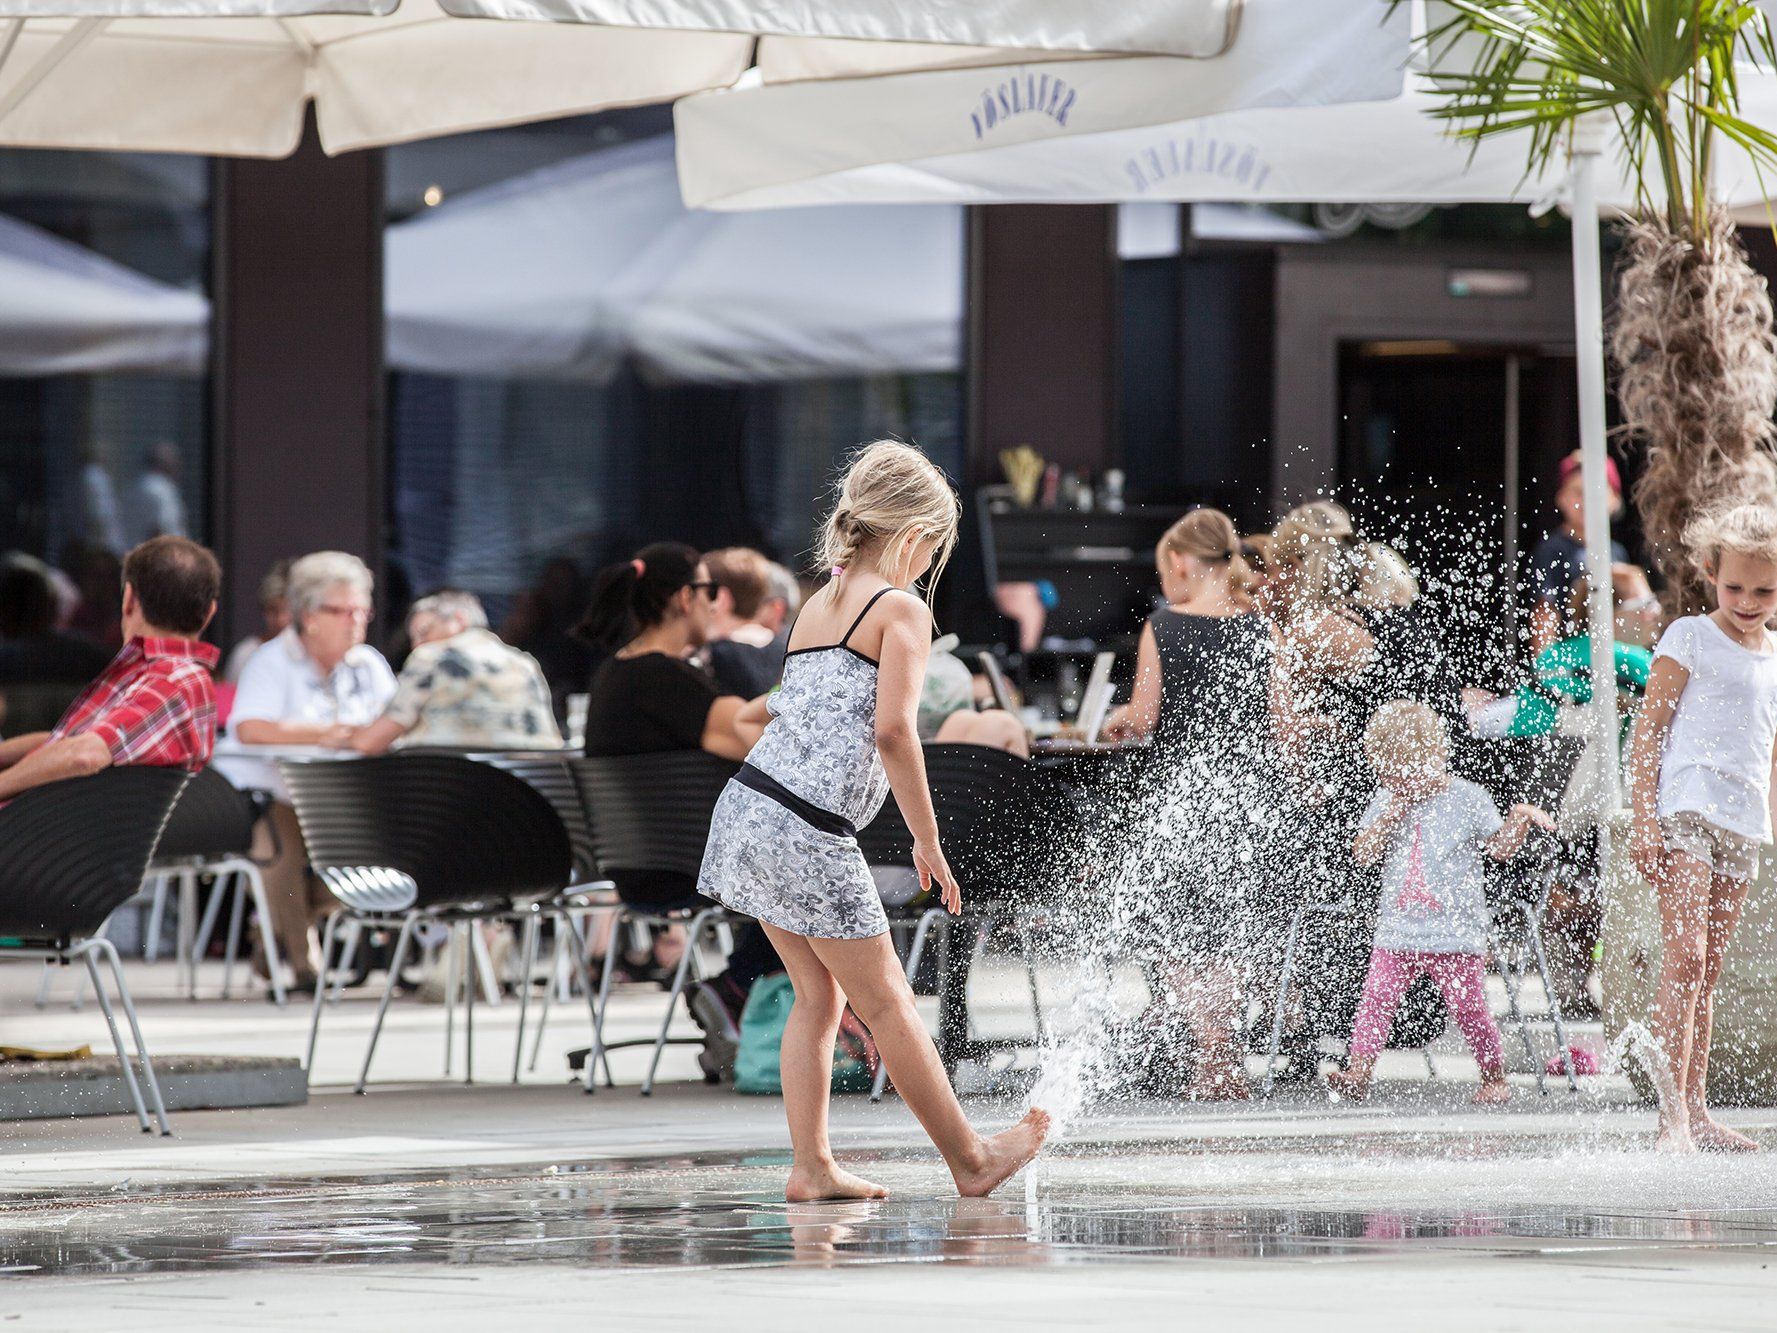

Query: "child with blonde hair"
<box><xmin>1630</xmin><ymin>501</ymin><xmax>1777</xmax><ymax>1153</ymax></box>
<box><xmin>1328</xmin><ymin>700</ymin><xmax>1553</xmax><ymax>1104</ymax></box>
<box><xmin>698</xmin><ymin>440</ymin><xmax>1050</xmax><ymax>1200</ymax></box>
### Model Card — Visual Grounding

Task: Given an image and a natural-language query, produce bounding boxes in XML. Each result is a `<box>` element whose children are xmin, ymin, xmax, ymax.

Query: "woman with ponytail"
<box><xmin>1102</xmin><ymin>506</ymin><xmax>1274</xmax><ymax>1099</ymax></box>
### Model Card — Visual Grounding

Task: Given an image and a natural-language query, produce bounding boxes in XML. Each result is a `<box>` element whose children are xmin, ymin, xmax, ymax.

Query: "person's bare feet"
<box><xmin>1325</xmin><ymin>1068</ymin><xmax>1369</xmax><ymax>1102</ymax></box>
<box><xmin>1471</xmin><ymin>1077</ymin><xmax>1511</xmax><ymax>1106</ymax></box>
<box><xmin>953</xmin><ymin>1108</ymin><xmax>1052</xmax><ymax>1198</ymax></box>
<box><xmin>786</xmin><ymin>1160</ymin><xmax>890</xmax><ymax>1202</ymax></box>
<box><xmin>1691</xmin><ymin>1112</ymin><xmax>1760</xmax><ymax>1153</ymax></box>
<box><xmin>1654</xmin><ymin>1120</ymin><xmax>1696</xmax><ymax>1154</ymax></box>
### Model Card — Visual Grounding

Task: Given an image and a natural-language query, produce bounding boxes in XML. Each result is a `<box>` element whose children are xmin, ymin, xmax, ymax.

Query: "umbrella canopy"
<box><xmin>386</xmin><ymin>136</ymin><xmax>1321</xmax><ymax>383</ymax></box>
<box><xmin>440</xmin><ymin>0</ymin><xmax>1244</xmax><ymax>59</ymax></box>
<box><xmin>0</xmin><ymin>209</ymin><xmax>206</xmax><ymax>373</ymax></box>
<box><xmin>677</xmin><ymin>73</ymin><xmax>1777</xmax><ymax>213</ymax></box>
<box><xmin>0</xmin><ymin>0</ymin><xmax>753</xmax><ymax>155</ymax></box>
<box><xmin>676</xmin><ymin>0</ymin><xmax>1412</xmax><ymax>209</ymax></box>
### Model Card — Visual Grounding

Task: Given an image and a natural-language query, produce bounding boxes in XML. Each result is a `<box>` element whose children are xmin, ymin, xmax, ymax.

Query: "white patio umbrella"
<box><xmin>0</xmin><ymin>209</ymin><xmax>206</xmax><ymax>373</ymax></box>
<box><xmin>0</xmin><ymin>0</ymin><xmax>1410</xmax><ymax>157</ymax></box>
<box><xmin>386</xmin><ymin>135</ymin><xmax>1322</xmax><ymax>382</ymax></box>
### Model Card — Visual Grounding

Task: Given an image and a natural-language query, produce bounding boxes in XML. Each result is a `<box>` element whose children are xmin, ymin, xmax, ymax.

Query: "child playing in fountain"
<box><xmin>1327</xmin><ymin>700</ymin><xmax>1554</xmax><ymax>1105</ymax></box>
<box><xmin>1630</xmin><ymin>503</ymin><xmax>1777</xmax><ymax>1154</ymax></box>
<box><xmin>697</xmin><ymin>440</ymin><xmax>1049</xmax><ymax>1201</ymax></box>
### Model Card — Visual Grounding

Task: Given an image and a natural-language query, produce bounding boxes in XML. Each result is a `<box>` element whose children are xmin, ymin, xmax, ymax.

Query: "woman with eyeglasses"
<box><xmin>576</xmin><ymin>541</ymin><xmax>777</xmax><ymax>1067</ymax></box>
<box><xmin>220</xmin><ymin>549</ymin><xmax>398</xmax><ymax>994</ymax></box>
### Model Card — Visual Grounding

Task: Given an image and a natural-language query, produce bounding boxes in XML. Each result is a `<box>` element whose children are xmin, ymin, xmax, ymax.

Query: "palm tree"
<box><xmin>1412</xmin><ymin>0</ymin><xmax>1777</xmax><ymax>612</ymax></box>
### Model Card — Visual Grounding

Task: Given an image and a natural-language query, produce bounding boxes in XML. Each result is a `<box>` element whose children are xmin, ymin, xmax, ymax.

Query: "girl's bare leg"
<box><xmin>1174</xmin><ymin>960</ymin><xmax>1249</xmax><ymax>1100</ymax></box>
<box><xmin>1650</xmin><ymin>851</ymin><xmax>1711</xmax><ymax>1152</ymax></box>
<box><xmin>766</xmin><ymin>928</ymin><xmax>889</xmax><ymax>1201</ymax></box>
<box><xmin>801</xmin><ymin>929</ymin><xmax>1050</xmax><ymax>1197</ymax></box>
<box><xmin>1689</xmin><ymin>872</ymin><xmax>1759</xmax><ymax>1153</ymax></box>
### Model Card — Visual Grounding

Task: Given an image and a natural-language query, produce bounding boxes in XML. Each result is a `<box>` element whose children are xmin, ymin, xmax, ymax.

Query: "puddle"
<box><xmin>5</xmin><ymin>1135</ymin><xmax>1777</xmax><ymax>1277</ymax></box>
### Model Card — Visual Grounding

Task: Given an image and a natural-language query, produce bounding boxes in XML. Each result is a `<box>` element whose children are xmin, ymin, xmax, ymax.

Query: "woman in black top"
<box><xmin>1103</xmin><ymin>508</ymin><xmax>1273</xmax><ymax>1099</ymax></box>
<box><xmin>577</xmin><ymin>542</ymin><xmax>776</xmax><ymax>1059</ymax></box>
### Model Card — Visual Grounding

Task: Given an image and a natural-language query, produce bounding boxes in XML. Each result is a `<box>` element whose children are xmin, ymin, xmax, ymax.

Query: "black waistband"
<box><xmin>735</xmin><ymin>763</ymin><xmax>857</xmax><ymax>838</ymax></box>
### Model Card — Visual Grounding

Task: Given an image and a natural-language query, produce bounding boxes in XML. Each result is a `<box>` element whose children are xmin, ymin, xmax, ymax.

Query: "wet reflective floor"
<box><xmin>9</xmin><ymin>1128</ymin><xmax>1777</xmax><ymax>1279</ymax></box>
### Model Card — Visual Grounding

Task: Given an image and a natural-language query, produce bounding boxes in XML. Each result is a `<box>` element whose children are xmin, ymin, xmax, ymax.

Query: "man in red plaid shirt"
<box><xmin>0</xmin><ymin>537</ymin><xmax>221</xmax><ymax>801</ymax></box>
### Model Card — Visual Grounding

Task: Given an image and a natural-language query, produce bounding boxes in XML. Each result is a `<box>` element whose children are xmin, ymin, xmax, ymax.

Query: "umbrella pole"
<box><xmin>1569</xmin><ymin>122</ymin><xmax>1622</xmax><ymax>834</ymax></box>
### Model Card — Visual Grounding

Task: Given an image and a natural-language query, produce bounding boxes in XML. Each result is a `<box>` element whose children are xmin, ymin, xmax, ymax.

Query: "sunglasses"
<box><xmin>686</xmin><ymin>580</ymin><xmax>720</xmax><ymax>601</ymax></box>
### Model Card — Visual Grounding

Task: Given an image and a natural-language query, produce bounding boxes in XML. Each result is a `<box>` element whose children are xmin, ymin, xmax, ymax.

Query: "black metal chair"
<box><xmin>1260</xmin><ymin>735</ymin><xmax>1587</xmax><ymax>1096</ymax></box>
<box><xmin>571</xmin><ymin>750</ymin><xmax>739</xmax><ymax>1095</ymax></box>
<box><xmin>857</xmin><ymin>743</ymin><xmax>1063</xmax><ymax>1102</ymax></box>
<box><xmin>450</xmin><ymin>749</ymin><xmax>615</xmax><ymax>1082</ymax></box>
<box><xmin>280</xmin><ymin>753</ymin><xmax>573</xmax><ymax>1091</ymax></box>
<box><xmin>0</xmin><ymin>765</ymin><xmax>190</xmax><ymax>1135</ymax></box>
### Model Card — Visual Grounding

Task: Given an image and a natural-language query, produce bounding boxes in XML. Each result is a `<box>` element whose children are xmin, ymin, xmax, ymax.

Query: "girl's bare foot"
<box><xmin>1187</xmin><ymin>1064</ymin><xmax>1251</xmax><ymax>1102</ymax></box>
<box><xmin>1325</xmin><ymin>1068</ymin><xmax>1369</xmax><ymax>1102</ymax></box>
<box><xmin>1691</xmin><ymin>1113</ymin><xmax>1760</xmax><ymax>1153</ymax></box>
<box><xmin>953</xmin><ymin>1108</ymin><xmax>1051</xmax><ymax>1198</ymax></box>
<box><xmin>1471</xmin><ymin>1078</ymin><xmax>1511</xmax><ymax>1106</ymax></box>
<box><xmin>1654</xmin><ymin>1121</ymin><xmax>1696</xmax><ymax>1154</ymax></box>
<box><xmin>786</xmin><ymin>1160</ymin><xmax>890</xmax><ymax>1202</ymax></box>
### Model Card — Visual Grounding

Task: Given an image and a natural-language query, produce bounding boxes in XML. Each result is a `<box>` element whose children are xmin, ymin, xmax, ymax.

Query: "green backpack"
<box><xmin>733</xmin><ymin>974</ymin><xmax>880</xmax><ymax>1095</ymax></box>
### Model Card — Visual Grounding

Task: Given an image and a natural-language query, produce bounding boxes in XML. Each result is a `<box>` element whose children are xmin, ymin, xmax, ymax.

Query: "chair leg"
<box><xmin>1015</xmin><ymin>916</ymin><xmax>1047</xmax><ymax>1044</ymax></box>
<box><xmin>177</xmin><ymin>871</ymin><xmax>199</xmax><ymax>1000</ymax></box>
<box><xmin>33</xmin><ymin>958</ymin><xmax>55</xmax><ymax>1010</ymax></box>
<box><xmin>529</xmin><ymin>921</ymin><xmax>564</xmax><ymax>1073</ymax></box>
<box><xmin>355</xmin><ymin>913</ymin><xmax>418</xmax><ymax>1095</ymax></box>
<box><xmin>1261</xmin><ymin>906</ymin><xmax>1309</xmax><ymax>1096</ymax></box>
<box><xmin>305</xmin><ymin>911</ymin><xmax>344</xmax><ymax>1077</ymax></box>
<box><xmin>584</xmin><ymin>909</ymin><xmax>627</xmax><ymax>1093</ymax></box>
<box><xmin>560</xmin><ymin>912</ymin><xmax>615</xmax><ymax>1088</ymax></box>
<box><xmin>144</xmin><ymin>874</ymin><xmax>168</xmax><ymax>963</ymax></box>
<box><xmin>244</xmin><ymin>865</ymin><xmax>286</xmax><ymax>1008</ymax></box>
<box><xmin>1491</xmin><ymin>924</ymin><xmax>1545</xmax><ymax>1096</ymax></box>
<box><xmin>220</xmin><ymin>875</ymin><xmax>247</xmax><ymax>1000</ymax></box>
<box><xmin>444</xmin><ymin>923</ymin><xmax>459</xmax><ymax>1077</ymax></box>
<box><xmin>470</xmin><ymin>925</ymin><xmax>501</xmax><ymax>1007</ymax></box>
<box><xmin>90</xmin><ymin>938</ymin><xmax>171</xmax><ymax>1136</ymax></box>
<box><xmin>512</xmin><ymin>913</ymin><xmax>540</xmax><ymax>1084</ymax></box>
<box><xmin>873</xmin><ymin>909</ymin><xmax>942</xmax><ymax>1102</ymax></box>
<box><xmin>329</xmin><ymin>919</ymin><xmax>362</xmax><ymax>1004</ymax></box>
<box><xmin>642</xmin><ymin>910</ymin><xmax>713</xmax><ymax>1097</ymax></box>
<box><xmin>1522</xmin><ymin>909</ymin><xmax>1578</xmax><ymax>1093</ymax></box>
<box><xmin>192</xmin><ymin>870</ymin><xmax>231</xmax><ymax>992</ymax></box>
<box><xmin>80</xmin><ymin>946</ymin><xmax>151</xmax><ymax>1133</ymax></box>
<box><xmin>465</xmin><ymin>923</ymin><xmax>477</xmax><ymax>1086</ymax></box>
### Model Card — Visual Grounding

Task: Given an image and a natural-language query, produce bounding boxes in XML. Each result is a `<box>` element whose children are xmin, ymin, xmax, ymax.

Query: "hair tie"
<box><xmin>630</xmin><ymin>558</ymin><xmax>646</xmax><ymax>577</ymax></box>
<box><xmin>831</xmin><ymin>565</ymin><xmax>844</xmax><ymax>579</ymax></box>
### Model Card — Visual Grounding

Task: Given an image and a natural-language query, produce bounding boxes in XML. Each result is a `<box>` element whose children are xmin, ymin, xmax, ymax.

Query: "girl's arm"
<box><xmin>1102</xmin><ymin>623</ymin><xmax>1161</xmax><ymax>742</ymax></box>
<box><xmin>1486</xmin><ymin>803</ymin><xmax>1556</xmax><ymax>860</ymax></box>
<box><xmin>700</xmin><ymin>694</ymin><xmax>766</xmax><ymax>761</ymax></box>
<box><xmin>1626</xmin><ymin>655</ymin><xmax>1689</xmax><ymax>881</ymax></box>
<box><xmin>1351</xmin><ymin>792</ymin><xmax>1410</xmax><ymax>866</ymax></box>
<box><xmin>874</xmin><ymin>595</ymin><xmax>961</xmax><ymax>912</ymax></box>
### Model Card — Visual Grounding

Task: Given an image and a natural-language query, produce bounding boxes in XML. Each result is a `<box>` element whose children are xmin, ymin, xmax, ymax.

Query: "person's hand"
<box><xmin>915</xmin><ymin>837</ymin><xmax>961</xmax><ymax>914</ymax></box>
<box><xmin>319</xmin><ymin>723</ymin><xmax>356</xmax><ymax>749</ymax></box>
<box><xmin>1631</xmin><ymin>813</ymin><xmax>1666</xmax><ymax>883</ymax></box>
<box><xmin>1510</xmin><ymin>802</ymin><xmax>1557</xmax><ymax>834</ymax></box>
<box><xmin>1100</xmin><ymin>707</ymin><xmax>1137</xmax><ymax>742</ymax></box>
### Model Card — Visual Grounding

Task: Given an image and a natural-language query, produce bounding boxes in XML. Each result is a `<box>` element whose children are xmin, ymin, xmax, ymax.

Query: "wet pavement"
<box><xmin>9</xmin><ymin>1129</ymin><xmax>1777</xmax><ymax>1280</ymax></box>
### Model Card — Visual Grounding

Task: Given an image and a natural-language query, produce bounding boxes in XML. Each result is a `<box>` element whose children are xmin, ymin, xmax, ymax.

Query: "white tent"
<box><xmin>0</xmin><ymin>209</ymin><xmax>205</xmax><ymax>374</ymax></box>
<box><xmin>0</xmin><ymin>0</ymin><xmax>1408</xmax><ymax>157</ymax></box>
<box><xmin>385</xmin><ymin>136</ymin><xmax>1321</xmax><ymax>383</ymax></box>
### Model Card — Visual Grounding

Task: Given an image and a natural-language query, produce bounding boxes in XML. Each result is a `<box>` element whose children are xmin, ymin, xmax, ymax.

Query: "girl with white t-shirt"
<box><xmin>1630</xmin><ymin>503</ymin><xmax>1777</xmax><ymax>1154</ymax></box>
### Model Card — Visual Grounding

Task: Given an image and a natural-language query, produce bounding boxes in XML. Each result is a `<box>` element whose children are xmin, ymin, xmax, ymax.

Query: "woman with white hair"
<box><xmin>224</xmin><ymin>550</ymin><xmax>396</xmax><ymax>992</ymax></box>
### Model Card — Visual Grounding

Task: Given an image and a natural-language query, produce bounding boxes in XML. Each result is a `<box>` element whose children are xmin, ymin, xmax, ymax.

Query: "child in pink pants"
<box><xmin>1328</xmin><ymin>701</ymin><xmax>1554</xmax><ymax>1106</ymax></box>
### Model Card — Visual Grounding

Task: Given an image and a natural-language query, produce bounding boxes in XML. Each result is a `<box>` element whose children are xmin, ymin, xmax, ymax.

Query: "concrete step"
<box><xmin>0</xmin><ymin>1055</ymin><xmax>305</xmax><ymax>1123</ymax></box>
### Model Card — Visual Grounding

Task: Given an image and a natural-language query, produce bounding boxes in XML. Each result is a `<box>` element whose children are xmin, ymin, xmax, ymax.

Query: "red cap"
<box><xmin>1559</xmin><ymin>449</ymin><xmax>1621</xmax><ymax>496</ymax></box>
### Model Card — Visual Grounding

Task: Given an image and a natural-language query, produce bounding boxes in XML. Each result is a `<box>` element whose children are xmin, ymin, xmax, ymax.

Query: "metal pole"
<box><xmin>1569</xmin><ymin>119</ymin><xmax>1621</xmax><ymax>832</ymax></box>
<box><xmin>1503</xmin><ymin>352</ymin><xmax>1522</xmax><ymax>643</ymax></box>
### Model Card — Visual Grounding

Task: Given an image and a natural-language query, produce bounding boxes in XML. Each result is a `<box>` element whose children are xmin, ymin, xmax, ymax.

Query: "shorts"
<box><xmin>1660</xmin><ymin>811</ymin><xmax>1763</xmax><ymax>882</ymax></box>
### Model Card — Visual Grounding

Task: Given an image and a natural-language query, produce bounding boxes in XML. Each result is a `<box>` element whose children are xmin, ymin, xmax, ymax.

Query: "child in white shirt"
<box><xmin>1630</xmin><ymin>503</ymin><xmax>1777</xmax><ymax>1154</ymax></box>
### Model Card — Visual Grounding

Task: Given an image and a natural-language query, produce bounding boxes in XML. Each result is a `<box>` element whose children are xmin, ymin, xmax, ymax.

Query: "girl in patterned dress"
<box><xmin>698</xmin><ymin>441</ymin><xmax>1050</xmax><ymax>1201</ymax></box>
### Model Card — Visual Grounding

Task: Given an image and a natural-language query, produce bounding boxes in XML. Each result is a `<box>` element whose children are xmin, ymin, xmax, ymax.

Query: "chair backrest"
<box><xmin>857</xmin><ymin>743</ymin><xmax>1063</xmax><ymax>902</ymax></box>
<box><xmin>151</xmin><ymin>764</ymin><xmax>258</xmax><ymax>864</ymax></box>
<box><xmin>0</xmin><ymin>765</ymin><xmax>190</xmax><ymax>942</ymax></box>
<box><xmin>572</xmin><ymin>751</ymin><xmax>738</xmax><ymax>881</ymax></box>
<box><xmin>464</xmin><ymin>751</ymin><xmax>600</xmax><ymax>887</ymax></box>
<box><xmin>279</xmin><ymin>753</ymin><xmax>572</xmax><ymax>911</ymax></box>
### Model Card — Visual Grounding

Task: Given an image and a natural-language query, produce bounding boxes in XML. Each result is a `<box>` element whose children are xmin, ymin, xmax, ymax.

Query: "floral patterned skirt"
<box><xmin>696</xmin><ymin>781</ymin><xmax>889</xmax><ymax>940</ymax></box>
